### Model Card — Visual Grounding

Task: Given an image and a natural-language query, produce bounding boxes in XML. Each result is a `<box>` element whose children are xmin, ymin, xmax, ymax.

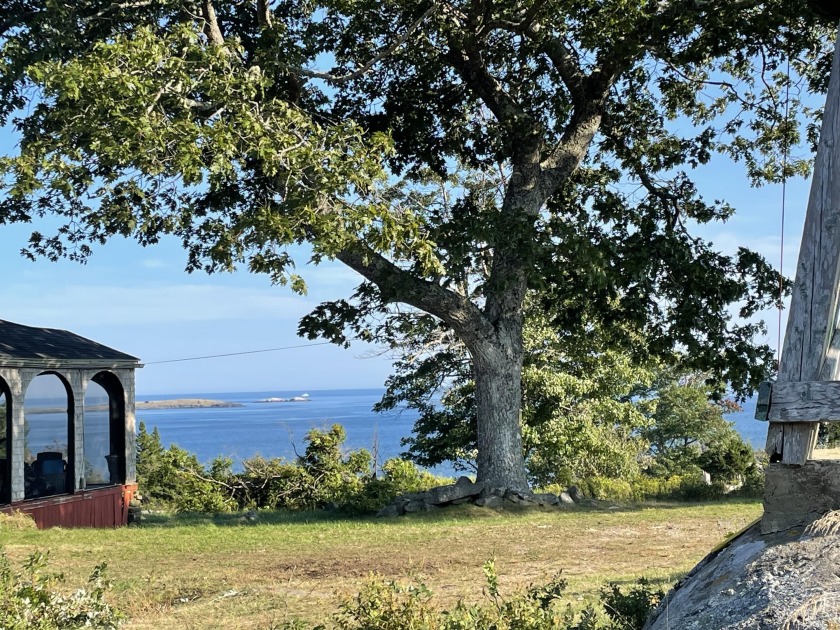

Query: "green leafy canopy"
<box><xmin>0</xmin><ymin>0</ymin><xmax>835</xmax><ymax>486</ymax></box>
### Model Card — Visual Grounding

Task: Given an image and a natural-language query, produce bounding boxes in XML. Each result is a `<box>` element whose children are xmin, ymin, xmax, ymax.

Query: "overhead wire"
<box><xmin>144</xmin><ymin>341</ymin><xmax>334</xmax><ymax>365</ymax></box>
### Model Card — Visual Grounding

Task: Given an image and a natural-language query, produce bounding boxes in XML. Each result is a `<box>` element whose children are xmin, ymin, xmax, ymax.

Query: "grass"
<box><xmin>0</xmin><ymin>500</ymin><xmax>762</xmax><ymax>629</ymax></box>
<box><xmin>813</xmin><ymin>447</ymin><xmax>840</xmax><ymax>459</ymax></box>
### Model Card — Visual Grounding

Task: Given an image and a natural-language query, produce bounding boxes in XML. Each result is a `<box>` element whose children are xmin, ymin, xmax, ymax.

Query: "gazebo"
<box><xmin>0</xmin><ymin>319</ymin><xmax>140</xmax><ymax>528</ymax></box>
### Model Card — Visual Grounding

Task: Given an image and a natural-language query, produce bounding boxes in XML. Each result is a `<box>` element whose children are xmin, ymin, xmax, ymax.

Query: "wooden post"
<box><xmin>766</xmin><ymin>33</ymin><xmax>840</xmax><ymax>465</ymax></box>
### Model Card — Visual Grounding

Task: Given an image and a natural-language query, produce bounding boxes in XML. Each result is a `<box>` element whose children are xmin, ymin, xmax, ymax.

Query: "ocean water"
<box><xmin>727</xmin><ymin>400</ymin><xmax>767</xmax><ymax>448</ymax></box>
<box><xmin>134</xmin><ymin>389</ymin><xmax>769</xmax><ymax>474</ymax></box>
<box><xmin>135</xmin><ymin>388</ymin><xmax>431</xmax><ymax>471</ymax></box>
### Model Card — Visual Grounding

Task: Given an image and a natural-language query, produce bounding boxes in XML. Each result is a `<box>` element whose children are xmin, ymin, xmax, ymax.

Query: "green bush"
<box><xmin>136</xmin><ymin>424</ymin><xmax>236</xmax><ymax>512</ymax></box>
<box><xmin>696</xmin><ymin>435</ymin><xmax>756</xmax><ymax>486</ymax></box>
<box><xmin>330</xmin><ymin>560</ymin><xmax>578</xmax><ymax>629</ymax></box>
<box><xmin>136</xmin><ymin>423</ymin><xmax>450</xmax><ymax>514</ymax></box>
<box><xmin>601</xmin><ymin>579</ymin><xmax>664</xmax><ymax>629</ymax></box>
<box><xmin>343</xmin><ymin>458</ymin><xmax>451</xmax><ymax>514</ymax></box>
<box><xmin>234</xmin><ymin>425</ymin><xmax>373</xmax><ymax>511</ymax></box>
<box><xmin>0</xmin><ymin>550</ymin><xmax>123</xmax><ymax>629</ymax></box>
<box><xmin>136</xmin><ymin>423</ymin><xmax>226</xmax><ymax>511</ymax></box>
<box><xmin>275</xmin><ymin>560</ymin><xmax>658</xmax><ymax>629</ymax></box>
<box><xmin>578</xmin><ymin>475</ymin><xmax>701</xmax><ymax>502</ymax></box>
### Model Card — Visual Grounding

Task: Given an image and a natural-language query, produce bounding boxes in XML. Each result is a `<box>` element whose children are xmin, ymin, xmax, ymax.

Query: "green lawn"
<box><xmin>0</xmin><ymin>500</ymin><xmax>761</xmax><ymax>629</ymax></box>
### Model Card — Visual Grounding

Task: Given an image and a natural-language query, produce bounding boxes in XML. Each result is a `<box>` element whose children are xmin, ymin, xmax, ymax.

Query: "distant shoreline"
<box><xmin>136</xmin><ymin>399</ymin><xmax>244</xmax><ymax>410</ymax></box>
<box><xmin>24</xmin><ymin>399</ymin><xmax>245</xmax><ymax>414</ymax></box>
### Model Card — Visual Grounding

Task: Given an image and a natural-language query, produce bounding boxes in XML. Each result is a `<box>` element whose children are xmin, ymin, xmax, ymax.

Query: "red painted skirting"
<box><xmin>0</xmin><ymin>484</ymin><xmax>137</xmax><ymax>529</ymax></box>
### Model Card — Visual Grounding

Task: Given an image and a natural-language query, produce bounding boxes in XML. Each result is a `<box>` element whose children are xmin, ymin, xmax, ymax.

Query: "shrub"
<box><xmin>602</xmin><ymin>579</ymin><xmax>664</xmax><ymax>629</ymax></box>
<box><xmin>136</xmin><ymin>423</ymin><xmax>236</xmax><ymax>513</ymax></box>
<box><xmin>579</xmin><ymin>475</ymin><xmax>699</xmax><ymax>502</ymax></box>
<box><xmin>136</xmin><ymin>423</ymin><xmax>234</xmax><ymax>512</ymax></box>
<box><xmin>330</xmin><ymin>560</ymin><xmax>576</xmax><ymax>629</ymax></box>
<box><xmin>696</xmin><ymin>434</ymin><xmax>756</xmax><ymax>486</ymax></box>
<box><xmin>0</xmin><ymin>550</ymin><xmax>123</xmax><ymax>629</ymax></box>
<box><xmin>276</xmin><ymin>561</ymin><xmax>659</xmax><ymax>629</ymax></box>
<box><xmin>137</xmin><ymin>422</ymin><xmax>449</xmax><ymax>514</ymax></box>
<box><xmin>343</xmin><ymin>458</ymin><xmax>451</xmax><ymax>514</ymax></box>
<box><xmin>236</xmin><ymin>455</ymin><xmax>314</xmax><ymax>510</ymax></box>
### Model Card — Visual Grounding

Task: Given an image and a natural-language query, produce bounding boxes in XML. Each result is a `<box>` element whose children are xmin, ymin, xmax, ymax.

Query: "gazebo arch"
<box><xmin>24</xmin><ymin>371</ymin><xmax>74</xmax><ymax>500</ymax></box>
<box><xmin>0</xmin><ymin>320</ymin><xmax>141</xmax><ymax>528</ymax></box>
<box><xmin>0</xmin><ymin>375</ymin><xmax>12</xmax><ymax>504</ymax></box>
<box><xmin>85</xmin><ymin>371</ymin><xmax>127</xmax><ymax>487</ymax></box>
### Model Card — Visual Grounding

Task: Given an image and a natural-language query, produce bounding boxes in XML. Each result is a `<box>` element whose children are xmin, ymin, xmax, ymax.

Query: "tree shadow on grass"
<box><xmin>134</xmin><ymin>496</ymin><xmax>760</xmax><ymax>529</ymax></box>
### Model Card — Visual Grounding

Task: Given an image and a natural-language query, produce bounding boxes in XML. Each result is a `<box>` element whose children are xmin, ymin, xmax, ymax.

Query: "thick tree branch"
<box><xmin>522</xmin><ymin>26</ymin><xmax>586</xmax><ymax>104</ymax></box>
<box><xmin>256</xmin><ymin>0</ymin><xmax>272</xmax><ymax>29</ymax></box>
<box><xmin>440</xmin><ymin>1</ymin><xmax>531</xmax><ymax>127</ymax></box>
<box><xmin>445</xmin><ymin>37</ymin><xmax>530</xmax><ymax>126</ymax></box>
<box><xmin>296</xmin><ymin>5</ymin><xmax>437</xmax><ymax>84</ymax></box>
<box><xmin>201</xmin><ymin>0</ymin><xmax>225</xmax><ymax>46</ymax></box>
<box><xmin>539</xmin><ymin>50</ymin><xmax>622</xmax><ymax>199</ymax></box>
<box><xmin>336</xmin><ymin>246</ymin><xmax>496</xmax><ymax>346</ymax></box>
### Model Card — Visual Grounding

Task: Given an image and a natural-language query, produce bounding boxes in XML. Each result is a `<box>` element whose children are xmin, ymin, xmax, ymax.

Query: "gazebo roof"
<box><xmin>0</xmin><ymin>319</ymin><xmax>139</xmax><ymax>364</ymax></box>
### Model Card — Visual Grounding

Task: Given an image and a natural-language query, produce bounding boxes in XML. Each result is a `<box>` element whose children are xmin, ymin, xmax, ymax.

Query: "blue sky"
<box><xmin>0</xmin><ymin>126</ymin><xmax>815</xmax><ymax>396</ymax></box>
<box><xmin>0</xmin><ymin>221</ymin><xmax>395</xmax><ymax>394</ymax></box>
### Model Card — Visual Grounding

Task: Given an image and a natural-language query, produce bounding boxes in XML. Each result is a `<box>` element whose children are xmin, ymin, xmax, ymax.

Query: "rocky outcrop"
<box><xmin>376</xmin><ymin>476</ymin><xmax>587</xmax><ymax>517</ymax></box>
<box><xmin>645</xmin><ymin>511</ymin><xmax>840</xmax><ymax>630</ymax></box>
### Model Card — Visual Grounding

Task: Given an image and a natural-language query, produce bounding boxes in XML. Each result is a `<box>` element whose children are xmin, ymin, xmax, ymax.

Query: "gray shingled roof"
<box><xmin>0</xmin><ymin>320</ymin><xmax>139</xmax><ymax>362</ymax></box>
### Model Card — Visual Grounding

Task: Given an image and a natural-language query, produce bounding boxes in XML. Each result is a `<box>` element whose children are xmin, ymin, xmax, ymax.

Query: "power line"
<box><xmin>144</xmin><ymin>341</ymin><xmax>334</xmax><ymax>365</ymax></box>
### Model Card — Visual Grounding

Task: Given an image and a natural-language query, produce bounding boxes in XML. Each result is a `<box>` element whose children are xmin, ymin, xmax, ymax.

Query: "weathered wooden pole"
<box><xmin>759</xmin><ymin>28</ymin><xmax>840</xmax><ymax>532</ymax></box>
<box><xmin>765</xmin><ymin>29</ymin><xmax>840</xmax><ymax>464</ymax></box>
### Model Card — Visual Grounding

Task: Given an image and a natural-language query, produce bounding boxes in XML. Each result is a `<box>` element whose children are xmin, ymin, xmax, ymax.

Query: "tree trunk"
<box><xmin>471</xmin><ymin>339</ymin><xmax>530</xmax><ymax>492</ymax></box>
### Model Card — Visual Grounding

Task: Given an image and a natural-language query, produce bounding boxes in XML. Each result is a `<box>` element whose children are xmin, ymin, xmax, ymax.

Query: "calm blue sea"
<box><xmin>135</xmin><ymin>388</ymin><xmax>433</xmax><ymax>471</ymax></box>
<box><xmin>133</xmin><ymin>389</ymin><xmax>768</xmax><ymax>475</ymax></box>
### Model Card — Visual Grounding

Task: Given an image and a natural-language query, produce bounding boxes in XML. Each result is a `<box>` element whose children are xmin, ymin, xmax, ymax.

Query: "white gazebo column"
<box><xmin>0</xmin><ymin>369</ymin><xmax>24</xmax><ymax>502</ymax></box>
<box><xmin>116</xmin><ymin>369</ymin><xmax>137</xmax><ymax>484</ymax></box>
<box><xmin>8</xmin><ymin>369</ymin><xmax>36</xmax><ymax>502</ymax></box>
<box><xmin>70</xmin><ymin>370</ymin><xmax>86</xmax><ymax>491</ymax></box>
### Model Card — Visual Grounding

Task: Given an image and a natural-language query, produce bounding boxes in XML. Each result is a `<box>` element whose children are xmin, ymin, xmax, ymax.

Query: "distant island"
<box><xmin>25</xmin><ymin>398</ymin><xmax>244</xmax><ymax>414</ymax></box>
<box><xmin>257</xmin><ymin>393</ymin><xmax>311</xmax><ymax>403</ymax></box>
<box><xmin>135</xmin><ymin>399</ymin><xmax>244</xmax><ymax>410</ymax></box>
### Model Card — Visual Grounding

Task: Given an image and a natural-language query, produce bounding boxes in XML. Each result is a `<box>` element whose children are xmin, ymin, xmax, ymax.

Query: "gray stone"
<box><xmin>480</xmin><ymin>485</ymin><xmax>506</xmax><ymax>498</ymax></box>
<box><xmin>762</xmin><ymin>460</ymin><xmax>840</xmax><ymax>533</ymax></box>
<box><xmin>531</xmin><ymin>493</ymin><xmax>560</xmax><ymax>506</ymax></box>
<box><xmin>645</xmin><ymin>514</ymin><xmax>840</xmax><ymax>630</ymax></box>
<box><xmin>376</xmin><ymin>502</ymin><xmax>403</xmax><ymax>518</ymax></box>
<box><xmin>559</xmin><ymin>492</ymin><xmax>575</xmax><ymax>505</ymax></box>
<box><xmin>475</xmin><ymin>496</ymin><xmax>505</xmax><ymax>508</ymax></box>
<box><xmin>567</xmin><ymin>486</ymin><xmax>582</xmax><ymax>502</ymax></box>
<box><xmin>504</xmin><ymin>488</ymin><xmax>529</xmax><ymax>501</ymax></box>
<box><xmin>243</xmin><ymin>509</ymin><xmax>259</xmax><ymax>522</ymax></box>
<box><xmin>429</xmin><ymin>479</ymin><xmax>485</xmax><ymax>504</ymax></box>
<box><xmin>403</xmin><ymin>500</ymin><xmax>427</xmax><ymax>513</ymax></box>
<box><xmin>397</xmin><ymin>492</ymin><xmax>429</xmax><ymax>502</ymax></box>
<box><xmin>450</xmin><ymin>497</ymin><xmax>473</xmax><ymax>505</ymax></box>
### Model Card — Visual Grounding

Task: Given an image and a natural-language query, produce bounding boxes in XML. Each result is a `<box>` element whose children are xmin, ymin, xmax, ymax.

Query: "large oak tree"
<box><xmin>0</xmin><ymin>1</ymin><xmax>833</xmax><ymax>490</ymax></box>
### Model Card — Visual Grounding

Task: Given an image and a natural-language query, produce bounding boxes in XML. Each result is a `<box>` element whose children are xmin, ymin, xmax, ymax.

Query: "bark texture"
<box><xmin>472</xmin><ymin>339</ymin><xmax>530</xmax><ymax>491</ymax></box>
